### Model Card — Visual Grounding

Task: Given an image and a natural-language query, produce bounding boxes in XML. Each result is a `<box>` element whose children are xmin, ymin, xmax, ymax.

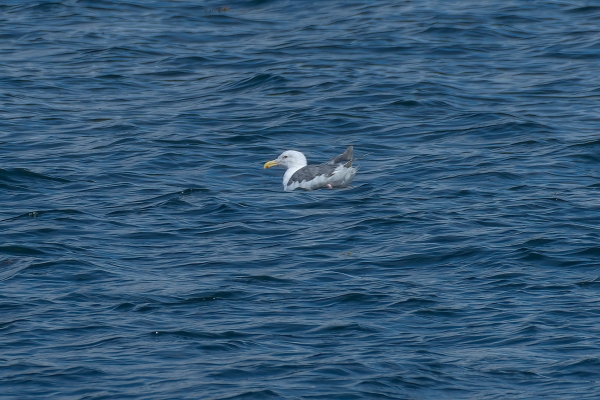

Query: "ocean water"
<box><xmin>2</xmin><ymin>0</ymin><xmax>600</xmax><ymax>398</ymax></box>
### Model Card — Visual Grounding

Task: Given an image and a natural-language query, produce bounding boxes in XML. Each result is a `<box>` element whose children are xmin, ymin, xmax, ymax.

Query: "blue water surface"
<box><xmin>2</xmin><ymin>0</ymin><xmax>600</xmax><ymax>398</ymax></box>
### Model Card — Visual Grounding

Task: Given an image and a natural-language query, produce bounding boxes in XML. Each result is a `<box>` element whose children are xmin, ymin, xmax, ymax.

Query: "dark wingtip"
<box><xmin>340</xmin><ymin>146</ymin><xmax>354</xmax><ymax>167</ymax></box>
<box><xmin>337</xmin><ymin>146</ymin><xmax>353</xmax><ymax>161</ymax></box>
<box><xmin>327</xmin><ymin>146</ymin><xmax>355</xmax><ymax>165</ymax></box>
<box><xmin>344</xmin><ymin>146</ymin><xmax>353</xmax><ymax>159</ymax></box>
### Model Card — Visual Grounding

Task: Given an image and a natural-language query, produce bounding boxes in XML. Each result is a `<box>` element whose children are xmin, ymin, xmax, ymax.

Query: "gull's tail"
<box><xmin>327</xmin><ymin>146</ymin><xmax>370</xmax><ymax>168</ymax></box>
<box><xmin>343</xmin><ymin>150</ymin><xmax>372</xmax><ymax>168</ymax></box>
<box><xmin>327</xmin><ymin>146</ymin><xmax>354</xmax><ymax>165</ymax></box>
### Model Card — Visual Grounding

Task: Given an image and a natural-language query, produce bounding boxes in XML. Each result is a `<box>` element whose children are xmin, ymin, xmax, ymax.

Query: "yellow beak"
<box><xmin>264</xmin><ymin>160</ymin><xmax>278</xmax><ymax>169</ymax></box>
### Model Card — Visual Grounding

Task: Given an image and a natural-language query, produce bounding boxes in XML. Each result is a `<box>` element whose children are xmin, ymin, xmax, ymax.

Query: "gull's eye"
<box><xmin>283</xmin><ymin>155</ymin><xmax>288</xmax><ymax>159</ymax></box>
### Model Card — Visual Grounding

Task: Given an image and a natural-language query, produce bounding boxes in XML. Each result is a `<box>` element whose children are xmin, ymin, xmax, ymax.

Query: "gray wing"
<box><xmin>327</xmin><ymin>146</ymin><xmax>354</xmax><ymax>166</ymax></box>
<box><xmin>289</xmin><ymin>164</ymin><xmax>337</xmax><ymax>184</ymax></box>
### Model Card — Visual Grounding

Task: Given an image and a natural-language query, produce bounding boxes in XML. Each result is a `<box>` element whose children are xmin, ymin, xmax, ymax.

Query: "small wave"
<box><xmin>0</xmin><ymin>168</ymin><xmax>70</xmax><ymax>184</ymax></box>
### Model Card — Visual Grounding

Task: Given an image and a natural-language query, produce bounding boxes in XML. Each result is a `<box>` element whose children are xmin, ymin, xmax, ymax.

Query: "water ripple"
<box><xmin>2</xmin><ymin>0</ymin><xmax>600</xmax><ymax>398</ymax></box>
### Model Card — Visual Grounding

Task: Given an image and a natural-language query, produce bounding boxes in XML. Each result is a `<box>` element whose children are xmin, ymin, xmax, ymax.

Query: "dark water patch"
<box><xmin>105</xmin><ymin>189</ymin><xmax>207</xmax><ymax>216</ymax></box>
<box><xmin>311</xmin><ymin>322</ymin><xmax>378</xmax><ymax>335</ymax></box>
<box><xmin>173</xmin><ymin>290</ymin><xmax>248</xmax><ymax>305</ymax></box>
<box><xmin>388</xmin><ymin>297</ymin><xmax>438</xmax><ymax>310</ymax></box>
<box><xmin>575</xmin><ymin>277</ymin><xmax>600</xmax><ymax>288</ymax></box>
<box><xmin>234</xmin><ymin>274</ymin><xmax>296</xmax><ymax>285</ymax></box>
<box><xmin>566</xmin><ymin>6</ymin><xmax>600</xmax><ymax>14</ymax></box>
<box><xmin>551</xmin><ymin>357</ymin><xmax>600</xmax><ymax>378</ymax></box>
<box><xmin>0</xmin><ymin>168</ymin><xmax>70</xmax><ymax>184</ymax></box>
<box><xmin>0</xmin><ymin>245</ymin><xmax>46</xmax><ymax>256</ymax></box>
<box><xmin>221</xmin><ymin>73</ymin><xmax>288</xmax><ymax>93</ymax></box>
<box><xmin>0</xmin><ymin>258</ymin><xmax>33</xmax><ymax>282</ymax></box>
<box><xmin>216</xmin><ymin>389</ymin><xmax>282</xmax><ymax>400</ymax></box>
<box><xmin>155</xmin><ymin>329</ymin><xmax>252</xmax><ymax>341</ymax></box>
<box><xmin>113</xmin><ymin>302</ymin><xmax>136</xmax><ymax>312</ymax></box>
<box><xmin>17</xmin><ymin>259</ymin><xmax>104</xmax><ymax>279</ymax></box>
<box><xmin>317</xmin><ymin>292</ymin><xmax>389</xmax><ymax>306</ymax></box>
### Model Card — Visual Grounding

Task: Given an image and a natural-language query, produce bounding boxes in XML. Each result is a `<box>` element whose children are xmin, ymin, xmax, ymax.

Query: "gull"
<box><xmin>264</xmin><ymin>146</ymin><xmax>358</xmax><ymax>191</ymax></box>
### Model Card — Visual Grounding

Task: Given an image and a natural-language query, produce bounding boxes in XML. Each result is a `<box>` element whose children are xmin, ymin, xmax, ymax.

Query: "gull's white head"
<box><xmin>264</xmin><ymin>150</ymin><xmax>307</xmax><ymax>170</ymax></box>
